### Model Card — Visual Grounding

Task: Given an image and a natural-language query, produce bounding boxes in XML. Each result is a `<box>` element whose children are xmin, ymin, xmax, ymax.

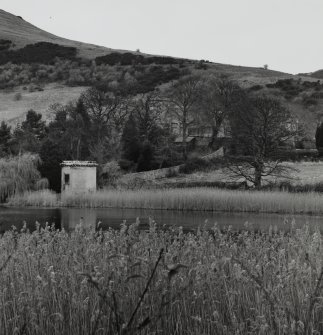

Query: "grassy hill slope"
<box><xmin>0</xmin><ymin>9</ymin><xmax>117</xmax><ymax>59</ymax></box>
<box><xmin>307</xmin><ymin>70</ymin><xmax>323</xmax><ymax>79</ymax></box>
<box><xmin>0</xmin><ymin>8</ymin><xmax>322</xmax><ymax>138</ymax></box>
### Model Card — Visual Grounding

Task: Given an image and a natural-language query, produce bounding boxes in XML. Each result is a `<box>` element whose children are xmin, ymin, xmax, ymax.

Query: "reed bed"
<box><xmin>0</xmin><ymin>221</ymin><xmax>323</xmax><ymax>334</ymax></box>
<box><xmin>8</xmin><ymin>188</ymin><xmax>323</xmax><ymax>214</ymax></box>
<box><xmin>7</xmin><ymin>189</ymin><xmax>58</xmax><ymax>207</ymax></box>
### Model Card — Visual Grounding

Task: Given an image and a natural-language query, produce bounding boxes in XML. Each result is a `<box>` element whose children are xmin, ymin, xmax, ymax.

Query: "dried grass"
<box><xmin>0</xmin><ymin>221</ymin><xmax>323</xmax><ymax>334</ymax></box>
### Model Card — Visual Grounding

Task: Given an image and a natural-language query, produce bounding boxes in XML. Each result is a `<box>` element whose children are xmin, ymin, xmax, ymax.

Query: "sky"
<box><xmin>1</xmin><ymin>0</ymin><xmax>322</xmax><ymax>74</ymax></box>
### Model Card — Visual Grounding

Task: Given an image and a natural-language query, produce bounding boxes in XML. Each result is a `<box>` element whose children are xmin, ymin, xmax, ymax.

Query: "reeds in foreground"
<box><xmin>0</xmin><ymin>221</ymin><xmax>323</xmax><ymax>334</ymax></box>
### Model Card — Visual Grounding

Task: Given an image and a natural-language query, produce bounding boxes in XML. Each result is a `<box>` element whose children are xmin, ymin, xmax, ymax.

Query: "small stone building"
<box><xmin>61</xmin><ymin>161</ymin><xmax>97</xmax><ymax>193</ymax></box>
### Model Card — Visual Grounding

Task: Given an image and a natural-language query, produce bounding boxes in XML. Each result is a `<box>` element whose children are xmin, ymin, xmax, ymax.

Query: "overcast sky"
<box><xmin>1</xmin><ymin>0</ymin><xmax>322</xmax><ymax>74</ymax></box>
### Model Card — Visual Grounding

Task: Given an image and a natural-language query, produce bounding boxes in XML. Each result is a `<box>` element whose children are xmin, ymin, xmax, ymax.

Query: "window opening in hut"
<box><xmin>64</xmin><ymin>173</ymin><xmax>70</xmax><ymax>185</ymax></box>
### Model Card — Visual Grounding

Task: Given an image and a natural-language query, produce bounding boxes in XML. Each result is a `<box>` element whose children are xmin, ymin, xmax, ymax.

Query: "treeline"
<box><xmin>95</xmin><ymin>52</ymin><xmax>187</xmax><ymax>66</ymax></box>
<box><xmin>0</xmin><ymin>73</ymin><xmax>309</xmax><ymax>193</ymax></box>
<box><xmin>0</xmin><ymin>88</ymin><xmax>182</xmax><ymax>191</ymax></box>
<box><xmin>0</xmin><ymin>60</ymin><xmax>184</xmax><ymax>93</ymax></box>
<box><xmin>0</xmin><ymin>74</ymin><xmax>239</xmax><ymax>191</ymax></box>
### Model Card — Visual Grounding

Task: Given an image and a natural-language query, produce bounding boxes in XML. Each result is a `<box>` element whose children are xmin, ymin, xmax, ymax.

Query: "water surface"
<box><xmin>0</xmin><ymin>206</ymin><xmax>322</xmax><ymax>233</ymax></box>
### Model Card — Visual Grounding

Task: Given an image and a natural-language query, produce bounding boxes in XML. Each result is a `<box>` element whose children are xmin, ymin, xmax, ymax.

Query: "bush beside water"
<box><xmin>0</xmin><ymin>222</ymin><xmax>322</xmax><ymax>334</ymax></box>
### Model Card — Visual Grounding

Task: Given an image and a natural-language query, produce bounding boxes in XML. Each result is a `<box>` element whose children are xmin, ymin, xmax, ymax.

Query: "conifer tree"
<box><xmin>0</xmin><ymin>121</ymin><xmax>11</xmax><ymax>156</ymax></box>
<box><xmin>121</xmin><ymin>113</ymin><xmax>141</xmax><ymax>164</ymax></box>
<box><xmin>137</xmin><ymin>141</ymin><xmax>154</xmax><ymax>172</ymax></box>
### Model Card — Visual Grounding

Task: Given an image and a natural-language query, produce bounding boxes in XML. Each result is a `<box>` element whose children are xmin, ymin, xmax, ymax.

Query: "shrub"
<box><xmin>100</xmin><ymin>161</ymin><xmax>122</xmax><ymax>187</ymax></box>
<box><xmin>118</xmin><ymin>159</ymin><xmax>135</xmax><ymax>171</ymax></box>
<box><xmin>165</xmin><ymin>167</ymin><xmax>179</xmax><ymax>178</ymax></box>
<box><xmin>0</xmin><ymin>39</ymin><xmax>12</xmax><ymax>51</ymax></box>
<box><xmin>35</xmin><ymin>178</ymin><xmax>50</xmax><ymax>190</ymax></box>
<box><xmin>249</xmin><ymin>84</ymin><xmax>263</xmax><ymax>91</ymax></box>
<box><xmin>179</xmin><ymin>157</ymin><xmax>209</xmax><ymax>174</ymax></box>
<box><xmin>13</xmin><ymin>92</ymin><xmax>22</xmax><ymax>101</ymax></box>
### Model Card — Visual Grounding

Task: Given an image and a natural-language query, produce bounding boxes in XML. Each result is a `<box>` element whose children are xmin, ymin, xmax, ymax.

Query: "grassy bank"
<box><xmin>0</xmin><ymin>222</ymin><xmax>323</xmax><ymax>334</ymax></box>
<box><xmin>7</xmin><ymin>188</ymin><xmax>323</xmax><ymax>214</ymax></box>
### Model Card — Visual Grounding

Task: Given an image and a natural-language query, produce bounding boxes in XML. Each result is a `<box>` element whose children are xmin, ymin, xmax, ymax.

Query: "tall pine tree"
<box><xmin>0</xmin><ymin>121</ymin><xmax>11</xmax><ymax>156</ymax></box>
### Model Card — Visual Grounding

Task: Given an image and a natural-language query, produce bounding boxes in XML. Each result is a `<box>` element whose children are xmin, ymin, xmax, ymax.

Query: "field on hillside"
<box><xmin>146</xmin><ymin>161</ymin><xmax>323</xmax><ymax>187</ymax></box>
<box><xmin>0</xmin><ymin>84</ymin><xmax>87</xmax><ymax>123</ymax></box>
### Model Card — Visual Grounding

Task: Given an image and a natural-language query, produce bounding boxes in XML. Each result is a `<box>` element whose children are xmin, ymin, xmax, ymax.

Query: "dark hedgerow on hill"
<box><xmin>129</xmin><ymin>65</ymin><xmax>182</xmax><ymax>94</ymax></box>
<box><xmin>0</xmin><ymin>42</ymin><xmax>77</xmax><ymax>65</ymax></box>
<box><xmin>95</xmin><ymin>52</ymin><xmax>186</xmax><ymax>66</ymax></box>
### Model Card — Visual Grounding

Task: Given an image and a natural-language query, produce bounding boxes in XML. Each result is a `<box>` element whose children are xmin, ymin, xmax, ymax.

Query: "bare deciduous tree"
<box><xmin>166</xmin><ymin>75</ymin><xmax>203</xmax><ymax>160</ymax></box>
<box><xmin>81</xmin><ymin>87</ymin><xmax>128</xmax><ymax>140</ymax></box>
<box><xmin>199</xmin><ymin>75</ymin><xmax>243</xmax><ymax>149</ymax></box>
<box><xmin>227</xmin><ymin>96</ymin><xmax>299</xmax><ymax>188</ymax></box>
<box><xmin>132</xmin><ymin>91</ymin><xmax>164</xmax><ymax>142</ymax></box>
<box><xmin>81</xmin><ymin>87</ymin><xmax>130</xmax><ymax>163</ymax></box>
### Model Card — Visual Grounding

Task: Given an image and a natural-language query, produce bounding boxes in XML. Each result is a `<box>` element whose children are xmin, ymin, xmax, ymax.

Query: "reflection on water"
<box><xmin>0</xmin><ymin>206</ymin><xmax>322</xmax><ymax>233</ymax></box>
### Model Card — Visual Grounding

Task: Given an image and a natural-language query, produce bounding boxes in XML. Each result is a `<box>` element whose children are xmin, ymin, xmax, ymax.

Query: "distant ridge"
<box><xmin>304</xmin><ymin>70</ymin><xmax>323</xmax><ymax>80</ymax></box>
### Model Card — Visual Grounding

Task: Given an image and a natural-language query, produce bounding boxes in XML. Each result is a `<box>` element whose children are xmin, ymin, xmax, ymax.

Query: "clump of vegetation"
<box><xmin>0</xmin><ymin>39</ymin><xmax>12</xmax><ymax>51</ymax></box>
<box><xmin>266</xmin><ymin>78</ymin><xmax>323</xmax><ymax>101</ymax></box>
<box><xmin>7</xmin><ymin>189</ymin><xmax>58</xmax><ymax>206</ymax></box>
<box><xmin>249</xmin><ymin>84</ymin><xmax>263</xmax><ymax>91</ymax></box>
<box><xmin>99</xmin><ymin>161</ymin><xmax>122</xmax><ymax>187</ymax></box>
<box><xmin>13</xmin><ymin>92</ymin><xmax>22</xmax><ymax>101</ymax></box>
<box><xmin>179</xmin><ymin>157</ymin><xmax>225</xmax><ymax>174</ymax></box>
<box><xmin>266</xmin><ymin>78</ymin><xmax>304</xmax><ymax>99</ymax></box>
<box><xmin>0</xmin><ymin>222</ymin><xmax>323</xmax><ymax>334</ymax></box>
<box><xmin>179</xmin><ymin>157</ymin><xmax>210</xmax><ymax>174</ymax></box>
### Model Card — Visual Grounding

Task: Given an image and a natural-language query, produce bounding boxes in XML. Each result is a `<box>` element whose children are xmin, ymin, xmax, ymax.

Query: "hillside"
<box><xmin>304</xmin><ymin>70</ymin><xmax>323</xmax><ymax>80</ymax></box>
<box><xmin>0</xmin><ymin>8</ymin><xmax>322</xmax><ymax>139</ymax></box>
<box><xmin>0</xmin><ymin>9</ymin><xmax>115</xmax><ymax>59</ymax></box>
